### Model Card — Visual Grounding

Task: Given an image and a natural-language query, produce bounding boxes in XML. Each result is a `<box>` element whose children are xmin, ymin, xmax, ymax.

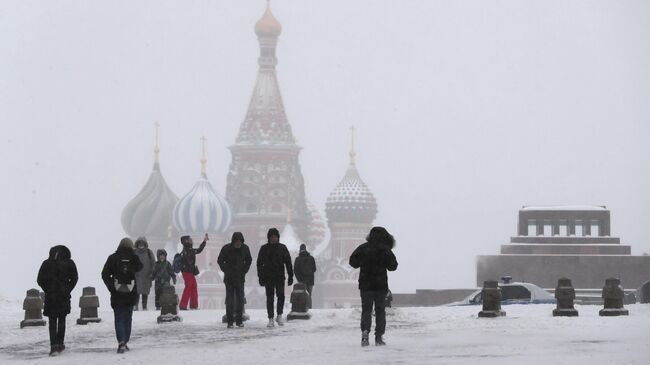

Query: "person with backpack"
<box><xmin>217</xmin><ymin>232</ymin><xmax>252</xmax><ymax>328</ymax></box>
<box><xmin>133</xmin><ymin>237</ymin><xmax>155</xmax><ymax>310</ymax></box>
<box><xmin>101</xmin><ymin>237</ymin><xmax>143</xmax><ymax>354</ymax></box>
<box><xmin>257</xmin><ymin>228</ymin><xmax>293</xmax><ymax>327</ymax></box>
<box><xmin>37</xmin><ymin>245</ymin><xmax>78</xmax><ymax>356</ymax></box>
<box><xmin>178</xmin><ymin>234</ymin><xmax>207</xmax><ymax>310</ymax></box>
<box><xmin>349</xmin><ymin>226</ymin><xmax>398</xmax><ymax>347</ymax></box>
<box><xmin>293</xmin><ymin>243</ymin><xmax>316</xmax><ymax>298</ymax></box>
<box><xmin>151</xmin><ymin>249</ymin><xmax>176</xmax><ymax>310</ymax></box>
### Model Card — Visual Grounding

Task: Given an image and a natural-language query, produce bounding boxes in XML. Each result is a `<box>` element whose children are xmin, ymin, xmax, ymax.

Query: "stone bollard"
<box><xmin>287</xmin><ymin>283</ymin><xmax>311</xmax><ymax>320</ymax></box>
<box><xmin>20</xmin><ymin>288</ymin><xmax>46</xmax><ymax>328</ymax></box>
<box><xmin>478</xmin><ymin>281</ymin><xmax>505</xmax><ymax>318</ymax></box>
<box><xmin>599</xmin><ymin>278</ymin><xmax>629</xmax><ymax>316</ymax></box>
<box><xmin>553</xmin><ymin>278</ymin><xmax>579</xmax><ymax>317</ymax></box>
<box><xmin>77</xmin><ymin>287</ymin><xmax>101</xmax><ymax>324</ymax></box>
<box><xmin>221</xmin><ymin>296</ymin><xmax>250</xmax><ymax>323</ymax></box>
<box><xmin>157</xmin><ymin>286</ymin><xmax>181</xmax><ymax>323</ymax></box>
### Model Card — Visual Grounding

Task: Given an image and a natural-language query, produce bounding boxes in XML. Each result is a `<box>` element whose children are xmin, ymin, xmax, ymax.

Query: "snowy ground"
<box><xmin>1</xmin><ymin>303</ymin><xmax>649</xmax><ymax>364</ymax></box>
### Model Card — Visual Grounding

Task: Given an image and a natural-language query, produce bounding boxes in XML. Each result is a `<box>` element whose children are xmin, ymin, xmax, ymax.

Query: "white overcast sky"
<box><xmin>1</xmin><ymin>0</ymin><xmax>649</xmax><ymax>300</ymax></box>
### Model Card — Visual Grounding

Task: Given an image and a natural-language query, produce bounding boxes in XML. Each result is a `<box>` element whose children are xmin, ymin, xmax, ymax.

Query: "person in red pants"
<box><xmin>179</xmin><ymin>234</ymin><xmax>207</xmax><ymax>310</ymax></box>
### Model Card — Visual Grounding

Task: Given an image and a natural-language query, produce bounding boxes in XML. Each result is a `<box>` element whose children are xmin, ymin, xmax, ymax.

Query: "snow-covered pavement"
<box><xmin>1</xmin><ymin>303</ymin><xmax>648</xmax><ymax>364</ymax></box>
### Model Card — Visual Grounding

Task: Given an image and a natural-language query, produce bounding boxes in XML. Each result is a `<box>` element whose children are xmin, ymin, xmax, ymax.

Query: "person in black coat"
<box><xmin>294</xmin><ymin>244</ymin><xmax>316</xmax><ymax>296</ymax></box>
<box><xmin>151</xmin><ymin>249</ymin><xmax>176</xmax><ymax>310</ymax></box>
<box><xmin>179</xmin><ymin>234</ymin><xmax>207</xmax><ymax>310</ymax></box>
<box><xmin>257</xmin><ymin>228</ymin><xmax>293</xmax><ymax>327</ymax></box>
<box><xmin>101</xmin><ymin>237</ymin><xmax>143</xmax><ymax>354</ymax></box>
<box><xmin>217</xmin><ymin>232</ymin><xmax>252</xmax><ymax>328</ymax></box>
<box><xmin>349</xmin><ymin>226</ymin><xmax>398</xmax><ymax>347</ymax></box>
<box><xmin>37</xmin><ymin>245</ymin><xmax>78</xmax><ymax>356</ymax></box>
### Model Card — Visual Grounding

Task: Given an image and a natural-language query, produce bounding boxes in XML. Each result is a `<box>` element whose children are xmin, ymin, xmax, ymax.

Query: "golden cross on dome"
<box><xmin>200</xmin><ymin>136</ymin><xmax>207</xmax><ymax>174</ymax></box>
<box><xmin>154</xmin><ymin>121</ymin><xmax>160</xmax><ymax>163</ymax></box>
<box><xmin>349</xmin><ymin>125</ymin><xmax>357</xmax><ymax>163</ymax></box>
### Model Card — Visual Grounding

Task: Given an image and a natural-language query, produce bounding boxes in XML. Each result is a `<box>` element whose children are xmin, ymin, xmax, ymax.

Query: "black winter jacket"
<box><xmin>349</xmin><ymin>242</ymin><xmax>398</xmax><ymax>291</ymax></box>
<box><xmin>37</xmin><ymin>245</ymin><xmax>78</xmax><ymax>316</ymax></box>
<box><xmin>257</xmin><ymin>243</ymin><xmax>293</xmax><ymax>285</ymax></box>
<box><xmin>101</xmin><ymin>246</ymin><xmax>143</xmax><ymax>308</ymax></box>
<box><xmin>217</xmin><ymin>243</ymin><xmax>252</xmax><ymax>285</ymax></box>
<box><xmin>294</xmin><ymin>251</ymin><xmax>316</xmax><ymax>286</ymax></box>
<box><xmin>181</xmin><ymin>241</ymin><xmax>206</xmax><ymax>274</ymax></box>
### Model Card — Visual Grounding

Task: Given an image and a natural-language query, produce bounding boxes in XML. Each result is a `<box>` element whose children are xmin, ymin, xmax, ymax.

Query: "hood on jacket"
<box><xmin>156</xmin><ymin>249</ymin><xmax>167</xmax><ymax>258</ymax></box>
<box><xmin>135</xmin><ymin>236</ymin><xmax>148</xmax><ymax>249</ymax></box>
<box><xmin>366</xmin><ymin>226</ymin><xmax>395</xmax><ymax>249</ymax></box>
<box><xmin>117</xmin><ymin>237</ymin><xmax>134</xmax><ymax>253</ymax></box>
<box><xmin>231</xmin><ymin>232</ymin><xmax>245</xmax><ymax>244</ymax></box>
<box><xmin>48</xmin><ymin>245</ymin><xmax>71</xmax><ymax>261</ymax></box>
<box><xmin>267</xmin><ymin>228</ymin><xmax>280</xmax><ymax>240</ymax></box>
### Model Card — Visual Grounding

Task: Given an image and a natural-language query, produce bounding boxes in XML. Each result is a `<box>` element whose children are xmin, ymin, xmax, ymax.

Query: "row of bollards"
<box><xmin>20</xmin><ymin>283</ymin><xmax>313</xmax><ymax>328</ymax></box>
<box><xmin>478</xmin><ymin>277</ymin><xmax>631</xmax><ymax>318</ymax></box>
<box><xmin>20</xmin><ymin>287</ymin><xmax>102</xmax><ymax>328</ymax></box>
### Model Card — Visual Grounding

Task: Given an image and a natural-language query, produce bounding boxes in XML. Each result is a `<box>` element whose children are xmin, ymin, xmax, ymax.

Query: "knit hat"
<box><xmin>156</xmin><ymin>249</ymin><xmax>167</xmax><ymax>258</ymax></box>
<box><xmin>180</xmin><ymin>235</ymin><xmax>191</xmax><ymax>246</ymax></box>
<box><xmin>267</xmin><ymin>228</ymin><xmax>280</xmax><ymax>240</ymax></box>
<box><xmin>299</xmin><ymin>244</ymin><xmax>306</xmax><ymax>252</ymax></box>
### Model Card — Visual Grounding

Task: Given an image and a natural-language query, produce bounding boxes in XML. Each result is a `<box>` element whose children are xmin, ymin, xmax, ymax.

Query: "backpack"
<box><xmin>173</xmin><ymin>253</ymin><xmax>182</xmax><ymax>274</ymax></box>
<box><xmin>114</xmin><ymin>257</ymin><xmax>135</xmax><ymax>293</ymax></box>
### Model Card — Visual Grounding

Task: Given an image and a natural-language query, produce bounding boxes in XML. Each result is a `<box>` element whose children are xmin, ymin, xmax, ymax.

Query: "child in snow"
<box><xmin>151</xmin><ymin>249</ymin><xmax>176</xmax><ymax>310</ymax></box>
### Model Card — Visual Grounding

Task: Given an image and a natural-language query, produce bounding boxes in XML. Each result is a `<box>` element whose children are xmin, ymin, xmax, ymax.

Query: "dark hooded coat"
<box><xmin>217</xmin><ymin>232</ymin><xmax>252</xmax><ymax>285</ymax></box>
<box><xmin>134</xmin><ymin>237</ymin><xmax>155</xmax><ymax>295</ymax></box>
<box><xmin>37</xmin><ymin>245</ymin><xmax>78</xmax><ymax>316</ymax></box>
<box><xmin>294</xmin><ymin>250</ymin><xmax>316</xmax><ymax>286</ymax></box>
<box><xmin>349</xmin><ymin>227</ymin><xmax>398</xmax><ymax>291</ymax></box>
<box><xmin>257</xmin><ymin>243</ymin><xmax>293</xmax><ymax>284</ymax></box>
<box><xmin>152</xmin><ymin>249</ymin><xmax>176</xmax><ymax>289</ymax></box>
<box><xmin>181</xmin><ymin>240</ymin><xmax>206</xmax><ymax>274</ymax></box>
<box><xmin>101</xmin><ymin>239</ymin><xmax>143</xmax><ymax>308</ymax></box>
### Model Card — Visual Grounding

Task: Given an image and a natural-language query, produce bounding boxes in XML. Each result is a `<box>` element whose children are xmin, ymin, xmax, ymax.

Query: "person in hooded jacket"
<box><xmin>349</xmin><ymin>226</ymin><xmax>398</xmax><ymax>347</ymax></box>
<box><xmin>151</xmin><ymin>249</ymin><xmax>176</xmax><ymax>310</ymax></box>
<box><xmin>179</xmin><ymin>234</ymin><xmax>208</xmax><ymax>310</ymax></box>
<box><xmin>217</xmin><ymin>232</ymin><xmax>252</xmax><ymax>328</ymax></box>
<box><xmin>133</xmin><ymin>237</ymin><xmax>155</xmax><ymax>310</ymax></box>
<box><xmin>257</xmin><ymin>228</ymin><xmax>294</xmax><ymax>327</ymax></box>
<box><xmin>37</xmin><ymin>245</ymin><xmax>78</xmax><ymax>356</ymax></box>
<box><xmin>101</xmin><ymin>237</ymin><xmax>143</xmax><ymax>354</ymax></box>
<box><xmin>293</xmin><ymin>243</ymin><xmax>316</xmax><ymax>297</ymax></box>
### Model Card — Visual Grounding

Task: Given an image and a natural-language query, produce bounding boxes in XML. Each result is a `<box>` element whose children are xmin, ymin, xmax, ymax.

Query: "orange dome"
<box><xmin>255</xmin><ymin>3</ymin><xmax>282</xmax><ymax>37</ymax></box>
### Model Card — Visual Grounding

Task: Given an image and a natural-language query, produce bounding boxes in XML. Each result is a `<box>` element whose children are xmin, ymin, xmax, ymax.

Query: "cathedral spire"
<box><xmin>200</xmin><ymin>136</ymin><xmax>207</xmax><ymax>176</ymax></box>
<box><xmin>349</xmin><ymin>125</ymin><xmax>357</xmax><ymax>164</ymax></box>
<box><xmin>154</xmin><ymin>121</ymin><xmax>160</xmax><ymax>166</ymax></box>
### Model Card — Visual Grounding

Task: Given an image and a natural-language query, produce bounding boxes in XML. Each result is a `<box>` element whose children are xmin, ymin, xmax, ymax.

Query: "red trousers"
<box><xmin>180</xmin><ymin>272</ymin><xmax>199</xmax><ymax>309</ymax></box>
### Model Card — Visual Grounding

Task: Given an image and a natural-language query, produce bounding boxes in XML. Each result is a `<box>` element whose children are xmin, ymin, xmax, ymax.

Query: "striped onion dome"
<box><xmin>173</xmin><ymin>171</ymin><xmax>232</xmax><ymax>234</ymax></box>
<box><xmin>121</xmin><ymin>161</ymin><xmax>179</xmax><ymax>238</ymax></box>
<box><xmin>325</xmin><ymin>160</ymin><xmax>377</xmax><ymax>224</ymax></box>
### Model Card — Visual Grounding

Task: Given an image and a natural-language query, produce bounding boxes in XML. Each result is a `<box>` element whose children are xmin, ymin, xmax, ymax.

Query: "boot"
<box><xmin>267</xmin><ymin>318</ymin><xmax>275</xmax><ymax>328</ymax></box>
<box><xmin>275</xmin><ymin>314</ymin><xmax>284</xmax><ymax>326</ymax></box>
<box><xmin>58</xmin><ymin>343</ymin><xmax>65</xmax><ymax>353</ymax></box>
<box><xmin>375</xmin><ymin>335</ymin><xmax>386</xmax><ymax>346</ymax></box>
<box><xmin>49</xmin><ymin>345</ymin><xmax>59</xmax><ymax>356</ymax></box>
<box><xmin>117</xmin><ymin>342</ymin><xmax>126</xmax><ymax>354</ymax></box>
<box><xmin>361</xmin><ymin>330</ymin><xmax>370</xmax><ymax>347</ymax></box>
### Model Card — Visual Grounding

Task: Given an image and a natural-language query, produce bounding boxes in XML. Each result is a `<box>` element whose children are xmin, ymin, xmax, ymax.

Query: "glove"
<box><xmin>287</xmin><ymin>276</ymin><xmax>293</xmax><ymax>286</ymax></box>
